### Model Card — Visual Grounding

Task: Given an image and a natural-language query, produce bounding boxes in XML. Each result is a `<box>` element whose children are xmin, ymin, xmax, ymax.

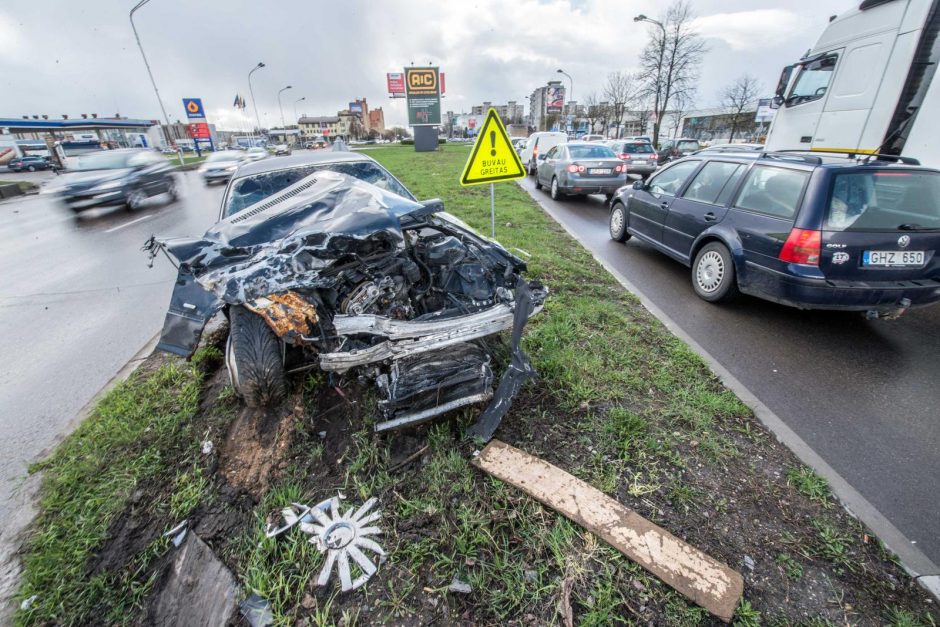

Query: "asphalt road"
<box><xmin>0</xmin><ymin>171</ymin><xmax>222</xmax><ymax>527</ymax></box>
<box><xmin>518</xmin><ymin>175</ymin><xmax>940</xmax><ymax>568</ymax></box>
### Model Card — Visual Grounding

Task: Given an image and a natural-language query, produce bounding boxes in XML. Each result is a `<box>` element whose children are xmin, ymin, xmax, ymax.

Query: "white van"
<box><xmin>520</xmin><ymin>132</ymin><xmax>568</xmax><ymax>175</ymax></box>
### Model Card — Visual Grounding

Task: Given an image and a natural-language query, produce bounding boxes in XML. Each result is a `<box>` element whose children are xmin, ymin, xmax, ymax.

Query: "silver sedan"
<box><xmin>535</xmin><ymin>142</ymin><xmax>629</xmax><ymax>201</ymax></box>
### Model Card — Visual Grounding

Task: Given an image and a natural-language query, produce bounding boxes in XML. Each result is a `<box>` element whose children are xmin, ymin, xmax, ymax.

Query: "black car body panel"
<box><xmin>147</xmin><ymin>170</ymin><xmax>547</xmax><ymax>438</ymax></box>
<box><xmin>57</xmin><ymin>149</ymin><xmax>174</xmax><ymax>212</ymax></box>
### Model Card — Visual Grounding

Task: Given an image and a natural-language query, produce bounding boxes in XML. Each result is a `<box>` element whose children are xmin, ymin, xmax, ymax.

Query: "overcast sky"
<box><xmin>0</xmin><ymin>0</ymin><xmax>856</xmax><ymax>130</ymax></box>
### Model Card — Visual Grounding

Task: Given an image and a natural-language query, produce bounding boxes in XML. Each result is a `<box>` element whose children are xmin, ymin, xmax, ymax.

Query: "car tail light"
<box><xmin>567</xmin><ymin>164</ymin><xmax>585</xmax><ymax>173</ymax></box>
<box><xmin>779</xmin><ymin>228</ymin><xmax>821</xmax><ymax>265</ymax></box>
<box><xmin>618</xmin><ymin>153</ymin><xmax>632</xmax><ymax>160</ymax></box>
<box><xmin>651</xmin><ymin>153</ymin><xmax>658</xmax><ymax>161</ymax></box>
<box><xmin>615</xmin><ymin>164</ymin><xmax>626</xmax><ymax>173</ymax></box>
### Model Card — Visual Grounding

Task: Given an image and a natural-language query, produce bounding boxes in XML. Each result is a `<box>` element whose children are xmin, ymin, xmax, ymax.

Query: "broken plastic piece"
<box><xmin>163</xmin><ymin>520</ymin><xmax>188</xmax><ymax>548</ymax></box>
<box><xmin>239</xmin><ymin>593</ymin><xmax>274</xmax><ymax>627</ymax></box>
<box><xmin>264</xmin><ymin>503</ymin><xmax>312</xmax><ymax>538</ymax></box>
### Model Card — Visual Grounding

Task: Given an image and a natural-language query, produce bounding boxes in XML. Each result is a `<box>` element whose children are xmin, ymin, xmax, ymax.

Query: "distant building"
<box><xmin>471</xmin><ymin>101</ymin><xmax>525</xmax><ymax>123</ymax></box>
<box><xmin>528</xmin><ymin>81</ymin><xmax>563</xmax><ymax>131</ymax></box>
<box><xmin>368</xmin><ymin>107</ymin><xmax>385</xmax><ymax>132</ymax></box>
<box><xmin>298</xmin><ymin>116</ymin><xmax>342</xmax><ymax>141</ymax></box>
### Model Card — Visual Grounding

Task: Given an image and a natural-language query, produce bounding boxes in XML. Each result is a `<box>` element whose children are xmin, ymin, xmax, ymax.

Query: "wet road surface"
<box><xmin>0</xmin><ymin>172</ymin><xmax>223</xmax><ymax>525</ymax></box>
<box><xmin>518</xmin><ymin>175</ymin><xmax>940</xmax><ymax>568</ymax></box>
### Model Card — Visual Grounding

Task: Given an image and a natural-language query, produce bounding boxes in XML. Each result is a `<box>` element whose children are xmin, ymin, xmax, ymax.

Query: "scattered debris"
<box><xmin>19</xmin><ymin>595</ymin><xmax>37</xmax><ymax>611</ymax></box>
<box><xmin>239</xmin><ymin>593</ymin><xmax>274</xmax><ymax>627</ymax></box>
<box><xmin>266</xmin><ymin>496</ymin><xmax>385</xmax><ymax>592</ymax></box>
<box><xmin>145</xmin><ymin>533</ymin><xmax>239</xmax><ymax>627</ymax></box>
<box><xmin>318</xmin><ymin>430</ymin><xmax>327</xmax><ymax>439</ymax></box>
<box><xmin>524</xmin><ymin>569</ymin><xmax>537</xmax><ymax>583</ymax></box>
<box><xmin>743</xmin><ymin>555</ymin><xmax>756</xmax><ymax>571</ymax></box>
<box><xmin>448</xmin><ymin>576</ymin><xmax>472</xmax><ymax>594</ymax></box>
<box><xmin>472</xmin><ymin>440</ymin><xmax>744</xmax><ymax>623</ymax></box>
<box><xmin>162</xmin><ymin>520</ymin><xmax>188</xmax><ymax>547</ymax></box>
<box><xmin>200</xmin><ymin>439</ymin><xmax>213</xmax><ymax>455</ymax></box>
<box><xmin>389</xmin><ymin>444</ymin><xmax>429</xmax><ymax>472</ymax></box>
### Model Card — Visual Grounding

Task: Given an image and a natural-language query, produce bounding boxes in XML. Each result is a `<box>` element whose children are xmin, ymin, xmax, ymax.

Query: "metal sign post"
<box><xmin>491</xmin><ymin>183</ymin><xmax>495</xmax><ymax>239</ymax></box>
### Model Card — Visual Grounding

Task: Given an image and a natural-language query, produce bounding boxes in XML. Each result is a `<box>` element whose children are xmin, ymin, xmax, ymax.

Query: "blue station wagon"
<box><xmin>608</xmin><ymin>151</ymin><xmax>940</xmax><ymax>317</ymax></box>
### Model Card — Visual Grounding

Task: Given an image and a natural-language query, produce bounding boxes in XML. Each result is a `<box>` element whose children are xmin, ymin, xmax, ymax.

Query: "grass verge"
<box><xmin>14</xmin><ymin>144</ymin><xmax>938</xmax><ymax>626</ymax></box>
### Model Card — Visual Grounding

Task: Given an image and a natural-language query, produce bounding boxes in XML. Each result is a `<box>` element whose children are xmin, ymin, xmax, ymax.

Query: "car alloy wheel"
<box><xmin>609</xmin><ymin>204</ymin><xmax>630</xmax><ymax>242</ymax></box>
<box><xmin>27</xmin><ymin>166</ymin><xmax>36</xmax><ymax>172</ymax></box>
<box><xmin>167</xmin><ymin>178</ymin><xmax>179</xmax><ymax>201</ymax></box>
<box><xmin>551</xmin><ymin>177</ymin><xmax>561</xmax><ymax>200</ymax></box>
<box><xmin>695</xmin><ymin>250</ymin><xmax>724</xmax><ymax>293</ymax></box>
<box><xmin>127</xmin><ymin>189</ymin><xmax>146</xmax><ymax>210</ymax></box>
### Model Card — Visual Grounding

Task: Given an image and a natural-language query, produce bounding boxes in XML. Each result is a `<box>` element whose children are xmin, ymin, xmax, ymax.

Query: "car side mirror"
<box><xmin>632</xmin><ymin>180</ymin><xmax>645</xmax><ymax>190</ymax></box>
<box><xmin>771</xmin><ymin>95</ymin><xmax>784</xmax><ymax>109</ymax></box>
<box><xmin>537</xmin><ymin>154</ymin><xmax>547</xmax><ymax>161</ymax></box>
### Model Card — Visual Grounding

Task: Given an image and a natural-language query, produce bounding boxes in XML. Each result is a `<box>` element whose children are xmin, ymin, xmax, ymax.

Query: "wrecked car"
<box><xmin>145</xmin><ymin>154</ymin><xmax>546</xmax><ymax>439</ymax></box>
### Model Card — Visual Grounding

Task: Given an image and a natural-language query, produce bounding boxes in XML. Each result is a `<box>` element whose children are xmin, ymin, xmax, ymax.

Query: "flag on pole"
<box><xmin>233</xmin><ymin>94</ymin><xmax>246</xmax><ymax>109</ymax></box>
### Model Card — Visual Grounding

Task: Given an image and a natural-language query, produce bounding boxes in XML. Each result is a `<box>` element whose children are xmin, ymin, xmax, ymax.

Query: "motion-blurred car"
<box><xmin>198</xmin><ymin>150</ymin><xmax>246</xmax><ymax>185</ymax></box>
<box><xmin>608</xmin><ymin>150</ymin><xmax>940</xmax><ymax>315</ymax></box>
<box><xmin>146</xmin><ymin>150</ymin><xmax>547</xmax><ymax>441</ymax></box>
<box><xmin>244</xmin><ymin>147</ymin><xmax>269</xmax><ymax>162</ymax></box>
<box><xmin>605</xmin><ymin>140</ymin><xmax>659</xmax><ymax>178</ymax></box>
<box><xmin>535</xmin><ymin>142</ymin><xmax>629</xmax><ymax>201</ymax></box>
<box><xmin>274</xmin><ymin>144</ymin><xmax>292</xmax><ymax>156</ymax></box>
<box><xmin>7</xmin><ymin>155</ymin><xmax>52</xmax><ymax>172</ymax></box>
<box><xmin>657</xmin><ymin>138</ymin><xmax>705</xmax><ymax>164</ymax></box>
<box><xmin>57</xmin><ymin>149</ymin><xmax>177</xmax><ymax>213</ymax></box>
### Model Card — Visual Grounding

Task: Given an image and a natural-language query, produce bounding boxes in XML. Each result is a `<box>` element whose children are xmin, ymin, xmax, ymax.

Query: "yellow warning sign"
<box><xmin>460</xmin><ymin>109</ymin><xmax>526</xmax><ymax>186</ymax></box>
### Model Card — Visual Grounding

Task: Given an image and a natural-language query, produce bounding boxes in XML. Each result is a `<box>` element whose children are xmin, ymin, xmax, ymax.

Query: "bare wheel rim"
<box><xmin>610</xmin><ymin>207</ymin><xmax>624</xmax><ymax>237</ymax></box>
<box><xmin>696</xmin><ymin>250</ymin><xmax>725</xmax><ymax>293</ymax></box>
<box><xmin>128</xmin><ymin>190</ymin><xmax>145</xmax><ymax>209</ymax></box>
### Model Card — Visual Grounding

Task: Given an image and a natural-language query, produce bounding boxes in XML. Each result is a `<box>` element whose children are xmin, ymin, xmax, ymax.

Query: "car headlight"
<box><xmin>90</xmin><ymin>180</ymin><xmax>124</xmax><ymax>193</ymax></box>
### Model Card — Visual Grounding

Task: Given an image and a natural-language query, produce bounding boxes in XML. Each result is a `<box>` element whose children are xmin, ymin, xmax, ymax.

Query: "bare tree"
<box><xmin>584</xmin><ymin>92</ymin><xmax>602</xmax><ymax>135</ymax></box>
<box><xmin>603</xmin><ymin>72</ymin><xmax>636</xmax><ymax>139</ymax></box>
<box><xmin>668</xmin><ymin>88</ymin><xmax>696</xmax><ymax>140</ymax></box>
<box><xmin>637</xmin><ymin>1</ymin><xmax>706</xmax><ymax>147</ymax></box>
<box><xmin>720</xmin><ymin>74</ymin><xmax>762</xmax><ymax>142</ymax></box>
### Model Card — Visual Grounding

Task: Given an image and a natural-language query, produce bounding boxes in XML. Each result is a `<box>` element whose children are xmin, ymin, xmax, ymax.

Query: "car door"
<box><xmin>628</xmin><ymin>160</ymin><xmax>700</xmax><ymax>243</ymax></box>
<box><xmin>663</xmin><ymin>161</ymin><xmax>746</xmax><ymax>259</ymax></box>
<box><xmin>538</xmin><ymin>146</ymin><xmax>560</xmax><ymax>185</ymax></box>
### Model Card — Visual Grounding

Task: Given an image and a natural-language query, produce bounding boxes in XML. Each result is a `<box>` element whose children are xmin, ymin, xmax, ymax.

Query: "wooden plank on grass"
<box><xmin>473</xmin><ymin>440</ymin><xmax>743</xmax><ymax>622</ymax></box>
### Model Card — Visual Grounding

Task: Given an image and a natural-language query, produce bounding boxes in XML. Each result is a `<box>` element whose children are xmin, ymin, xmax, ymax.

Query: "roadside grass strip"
<box><xmin>13</xmin><ymin>144</ymin><xmax>938</xmax><ymax>626</ymax></box>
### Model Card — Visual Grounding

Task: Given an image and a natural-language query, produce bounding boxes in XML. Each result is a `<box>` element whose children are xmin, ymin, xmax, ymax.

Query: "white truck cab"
<box><xmin>765</xmin><ymin>0</ymin><xmax>940</xmax><ymax>167</ymax></box>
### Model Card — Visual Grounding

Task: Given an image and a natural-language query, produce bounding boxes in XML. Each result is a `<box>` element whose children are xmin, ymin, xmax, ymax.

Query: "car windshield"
<box><xmin>825</xmin><ymin>171</ymin><xmax>940</xmax><ymax>231</ymax></box>
<box><xmin>568</xmin><ymin>145</ymin><xmax>616</xmax><ymax>159</ymax></box>
<box><xmin>223</xmin><ymin>160</ymin><xmax>415</xmax><ymax>217</ymax></box>
<box><xmin>677</xmin><ymin>141</ymin><xmax>701</xmax><ymax>152</ymax></box>
<box><xmin>207</xmin><ymin>151</ymin><xmax>242</xmax><ymax>162</ymax></box>
<box><xmin>71</xmin><ymin>151</ymin><xmax>131</xmax><ymax>171</ymax></box>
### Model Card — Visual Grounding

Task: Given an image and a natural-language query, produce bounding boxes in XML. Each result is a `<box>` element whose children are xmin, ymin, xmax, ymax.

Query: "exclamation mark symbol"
<box><xmin>490</xmin><ymin>131</ymin><xmax>496</xmax><ymax>156</ymax></box>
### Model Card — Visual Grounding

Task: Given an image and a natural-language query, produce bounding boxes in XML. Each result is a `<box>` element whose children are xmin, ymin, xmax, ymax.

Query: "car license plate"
<box><xmin>862</xmin><ymin>250</ymin><xmax>925</xmax><ymax>266</ymax></box>
<box><xmin>589</xmin><ymin>168</ymin><xmax>612</xmax><ymax>175</ymax></box>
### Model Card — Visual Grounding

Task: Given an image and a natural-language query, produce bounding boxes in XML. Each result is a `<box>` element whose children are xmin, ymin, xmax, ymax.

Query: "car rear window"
<box><xmin>734</xmin><ymin>166</ymin><xmax>809</xmax><ymax>219</ymax></box>
<box><xmin>682</xmin><ymin>162</ymin><xmax>745</xmax><ymax>205</ymax></box>
<box><xmin>620</xmin><ymin>143</ymin><xmax>653</xmax><ymax>154</ymax></box>
<box><xmin>568</xmin><ymin>145</ymin><xmax>616</xmax><ymax>159</ymax></box>
<box><xmin>678</xmin><ymin>141</ymin><xmax>701</xmax><ymax>152</ymax></box>
<box><xmin>825</xmin><ymin>170</ymin><xmax>940</xmax><ymax>231</ymax></box>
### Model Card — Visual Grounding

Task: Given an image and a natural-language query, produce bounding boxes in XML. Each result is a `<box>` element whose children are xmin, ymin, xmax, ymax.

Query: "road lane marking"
<box><xmin>104</xmin><ymin>214</ymin><xmax>154</xmax><ymax>233</ymax></box>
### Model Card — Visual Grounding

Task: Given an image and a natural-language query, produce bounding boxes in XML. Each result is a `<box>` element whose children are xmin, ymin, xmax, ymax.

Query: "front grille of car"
<box><xmin>229</xmin><ymin>177</ymin><xmax>319</xmax><ymax>224</ymax></box>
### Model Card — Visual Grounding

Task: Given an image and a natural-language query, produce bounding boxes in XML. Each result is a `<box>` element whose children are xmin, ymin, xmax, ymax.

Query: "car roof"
<box><xmin>234</xmin><ymin>150</ymin><xmax>374</xmax><ymax>178</ymax></box>
<box><xmin>677</xmin><ymin>150</ymin><xmax>938</xmax><ymax>173</ymax></box>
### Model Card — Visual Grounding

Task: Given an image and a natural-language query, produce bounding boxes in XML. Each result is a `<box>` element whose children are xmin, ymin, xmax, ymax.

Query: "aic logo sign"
<box><xmin>406</xmin><ymin>68</ymin><xmax>437</xmax><ymax>93</ymax></box>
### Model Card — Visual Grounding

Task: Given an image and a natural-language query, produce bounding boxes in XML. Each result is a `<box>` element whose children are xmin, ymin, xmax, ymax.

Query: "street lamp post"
<box><xmin>293</xmin><ymin>96</ymin><xmax>305</xmax><ymax>122</ymax></box>
<box><xmin>634</xmin><ymin>14</ymin><xmax>667</xmax><ymax>145</ymax></box>
<box><xmin>556</xmin><ymin>69</ymin><xmax>573</xmax><ymax>134</ymax></box>
<box><xmin>129</xmin><ymin>0</ymin><xmax>182</xmax><ymax>165</ymax></box>
<box><xmin>248</xmin><ymin>62</ymin><xmax>265</xmax><ymax>144</ymax></box>
<box><xmin>277</xmin><ymin>85</ymin><xmax>292</xmax><ymax>130</ymax></box>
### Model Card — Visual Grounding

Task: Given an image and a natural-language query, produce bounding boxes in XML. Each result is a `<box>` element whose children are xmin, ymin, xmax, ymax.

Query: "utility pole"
<box><xmin>277</xmin><ymin>85</ymin><xmax>292</xmax><ymax>129</ymax></box>
<box><xmin>130</xmin><ymin>0</ymin><xmax>182</xmax><ymax>166</ymax></box>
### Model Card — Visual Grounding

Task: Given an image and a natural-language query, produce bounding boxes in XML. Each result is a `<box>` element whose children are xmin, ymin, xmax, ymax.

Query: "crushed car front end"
<box><xmin>146</xmin><ymin>171</ymin><xmax>546</xmax><ymax>439</ymax></box>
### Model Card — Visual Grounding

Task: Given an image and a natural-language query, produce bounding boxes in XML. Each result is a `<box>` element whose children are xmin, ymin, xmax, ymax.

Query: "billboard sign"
<box><xmin>405</xmin><ymin>66</ymin><xmax>441</xmax><ymax>126</ymax></box>
<box><xmin>182</xmin><ymin>98</ymin><xmax>206</xmax><ymax>119</ymax></box>
<box><xmin>188</xmin><ymin>122</ymin><xmax>211</xmax><ymax>139</ymax></box>
<box><xmin>349</xmin><ymin>102</ymin><xmax>363</xmax><ymax>113</ymax></box>
<box><xmin>387</xmin><ymin>73</ymin><xmax>405</xmax><ymax>98</ymax></box>
<box><xmin>546</xmin><ymin>85</ymin><xmax>565</xmax><ymax>113</ymax></box>
<box><xmin>755</xmin><ymin>98</ymin><xmax>776</xmax><ymax>123</ymax></box>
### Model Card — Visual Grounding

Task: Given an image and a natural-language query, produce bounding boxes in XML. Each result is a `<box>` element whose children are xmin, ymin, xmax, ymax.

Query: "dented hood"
<box><xmin>152</xmin><ymin>171</ymin><xmax>431</xmax><ymax>355</ymax></box>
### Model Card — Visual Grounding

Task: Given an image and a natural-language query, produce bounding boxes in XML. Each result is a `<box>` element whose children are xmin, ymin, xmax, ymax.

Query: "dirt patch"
<box><xmin>217</xmin><ymin>397</ymin><xmax>300</xmax><ymax>498</ymax></box>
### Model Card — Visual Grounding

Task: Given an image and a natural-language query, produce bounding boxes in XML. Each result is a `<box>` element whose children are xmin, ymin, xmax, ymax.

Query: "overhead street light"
<box><xmin>129</xmin><ymin>0</ymin><xmax>182</xmax><ymax>165</ymax></box>
<box><xmin>293</xmin><ymin>96</ymin><xmax>306</xmax><ymax>122</ymax></box>
<box><xmin>277</xmin><ymin>85</ymin><xmax>292</xmax><ymax>129</ymax></box>
<box><xmin>634</xmin><ymin>14</ymin><xmax>666</xmax><ymax>35</ymax></box>
<box><xmin>248</xmin><ymin>62</ymin><xmax>265</xmax><ymax>141</ymax></box>
<box><xmin>556</xmin><ymin>68</ymin><xmax>573</xmax><ymax>104</ymax></box>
